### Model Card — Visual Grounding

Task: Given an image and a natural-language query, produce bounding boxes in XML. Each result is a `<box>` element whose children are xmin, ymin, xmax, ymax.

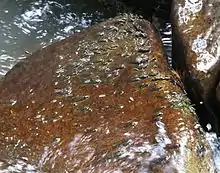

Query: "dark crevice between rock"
<box><xmin>206</xmin><ymin>73</ymin><xmax>220</xmax><ymax>134</ymax></box>
<box><xmin>149</xmin><ymin>0</ymin><xmax>173</xmax><ymax>67</ymax></box>
<box><xmin>107</xmin><ymin>0</ymin><xmax>172</xmax><ymax>22</ymax></box>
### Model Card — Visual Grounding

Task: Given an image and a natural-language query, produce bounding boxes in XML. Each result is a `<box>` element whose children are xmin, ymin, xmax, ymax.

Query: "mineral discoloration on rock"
<box><xmin>0</xmin><ymin>14</ymin><xmax>215</xmax><ymax>172</ymax></box>
<box><xmin>172</xmin><ymin>0</ymin><xmax>220</xmax><ymax>130</ymax></box>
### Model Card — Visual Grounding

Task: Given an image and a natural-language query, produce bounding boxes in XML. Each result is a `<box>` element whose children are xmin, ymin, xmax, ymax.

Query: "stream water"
<box><xmin>0</xmin><ymin>0</ymin><xmax>220</xmax><ymax>172</ymax></box>
<box><xmin>0</xmin><ymin>0</ymin><xmax>117</xmax><ymax>76</ymax></box>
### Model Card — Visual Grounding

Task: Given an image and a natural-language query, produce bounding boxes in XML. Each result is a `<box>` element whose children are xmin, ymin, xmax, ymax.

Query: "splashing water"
<box><xmin>0</xmin><ymin>0</ymin><xmax>116</xmax><ymax>76</ymax></box>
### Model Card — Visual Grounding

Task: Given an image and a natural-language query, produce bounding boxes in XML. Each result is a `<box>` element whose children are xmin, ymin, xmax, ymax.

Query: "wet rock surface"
<box><xmin>171</xmin><ymin>0</ymin><xmax>220</xmax><ymax>133</ymax></box>
<box><xmin>0</xmin><ymin>14</ymin><xmax>215</xmax><ymax>172</ymax></box>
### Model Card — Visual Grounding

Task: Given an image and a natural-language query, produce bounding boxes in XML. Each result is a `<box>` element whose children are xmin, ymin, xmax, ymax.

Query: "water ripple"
<box><xmin>0</xmin><ymin>0</ymin><xmax>112</xmax><ymax>76</ymax></box>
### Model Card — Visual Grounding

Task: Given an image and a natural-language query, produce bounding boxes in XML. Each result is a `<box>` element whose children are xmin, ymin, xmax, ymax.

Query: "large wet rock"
<box><xmin>0</xmin><ymin>14</ymin><xmax>215</xmax><ymax>172</ymax></box>
<box><xmin>171</xmin><ymin>0</ymin><xmax>220</xmax><ymax>133</ymax></box>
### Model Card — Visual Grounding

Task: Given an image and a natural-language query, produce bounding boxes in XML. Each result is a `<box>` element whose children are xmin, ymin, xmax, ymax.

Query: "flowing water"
<box><xmin>0</xmin><ymin>0</ymin><xmax>118</xmax><ymax>76</ymax></box>
<box><xmin>0</xmin><ymin>0</ymin><xmax>220</xmax><ymax>172</ymax></box>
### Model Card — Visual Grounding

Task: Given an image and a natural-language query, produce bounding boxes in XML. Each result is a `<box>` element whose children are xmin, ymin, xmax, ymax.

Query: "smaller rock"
<box><xmin>171</xmin><ymin>0</ymin><xmax>220</xmax><ymax>133</ymax></box>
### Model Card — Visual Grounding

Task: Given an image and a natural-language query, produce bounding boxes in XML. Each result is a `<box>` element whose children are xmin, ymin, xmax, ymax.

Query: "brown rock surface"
<box><xmin>172</xmin><ymin>0</ymin><xmax>220</xmax><ymax>132</ymax></box>
<box><xmin>0</xmin><ymin>14</ymin><xmax>215</xmax><ymax>172</ymax></box>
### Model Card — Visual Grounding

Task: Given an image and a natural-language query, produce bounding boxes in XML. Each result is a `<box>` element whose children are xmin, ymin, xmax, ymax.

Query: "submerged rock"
<box><xmin>0</xmin><ymin>14</ymin><xmax>215</xmax><ymax>172</ymax></box>
<box><xmin>172</xmin><ymin>0</ymin><xmax>220</xmax><ymax>133</ymax></box>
